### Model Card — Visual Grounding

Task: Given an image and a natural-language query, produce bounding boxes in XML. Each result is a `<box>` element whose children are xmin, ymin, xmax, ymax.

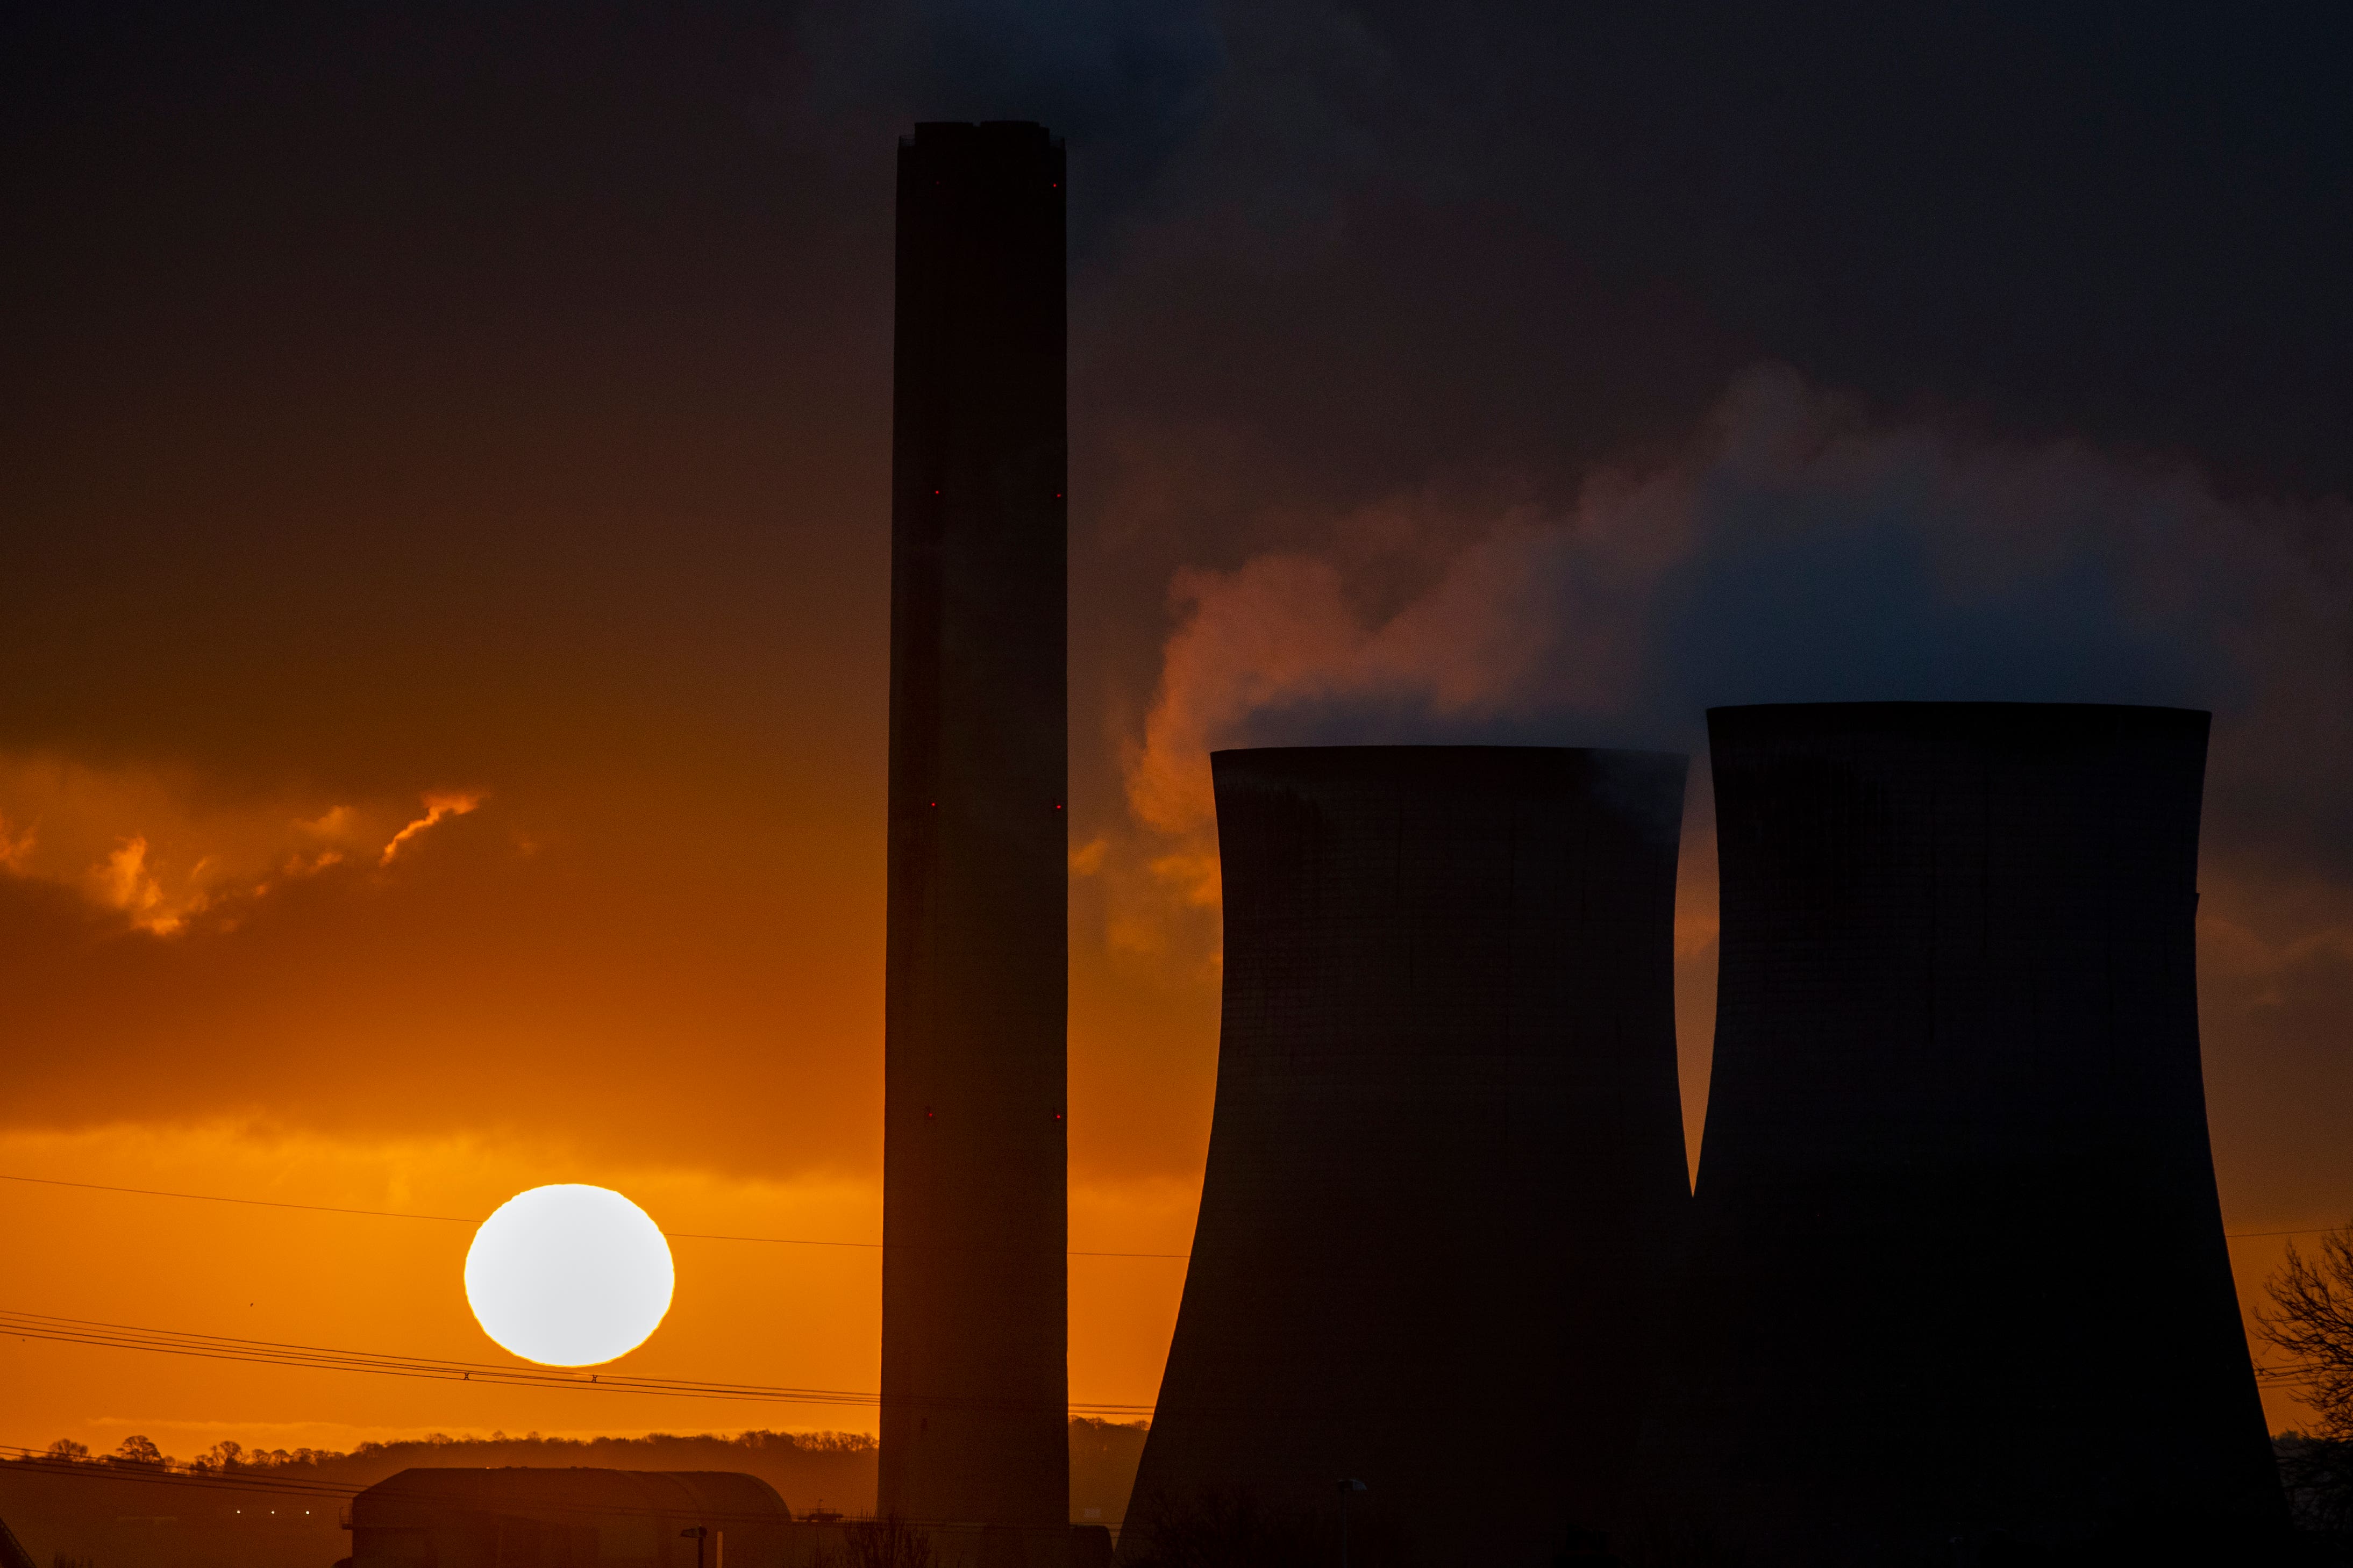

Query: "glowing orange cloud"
<box><xmin>379</xmin><ymin>793</ymin><xmax>484</xmax><ymax>866</ymax></box>
<box><xmin>93</xmin><ymin>836</ymin><xmax>181</xmax><ymax>936</ymax></box>
<box><xmin>0</xmin><ymin>810</ymin><xmax>34</xmax><ymax>870</ymax></box>
<box><xmin>0</xmin><ymin>764</ymin><xmax>490</xmax><ymax>931</ymax></box>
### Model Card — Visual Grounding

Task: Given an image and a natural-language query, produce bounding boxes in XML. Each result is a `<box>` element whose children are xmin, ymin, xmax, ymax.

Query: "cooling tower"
<box><xmin>0</xmin><ymin>1510</ymin><xmax>31</xmax><ymax>1568</ymax></box>
<box><xmin>880</xmin><ymin>121</ymin><xmax>1068</xmax><ymax>1542</ymax></box>
<box><xmin>1123</xmin><ymin>746</ymin><xmax>1693</xmax><ymax>1567</ymax></box>
<box><xmin>1632</xmin><ymin>703</ymin><xmax>2285</xmax><ymax>1564</ymax></box>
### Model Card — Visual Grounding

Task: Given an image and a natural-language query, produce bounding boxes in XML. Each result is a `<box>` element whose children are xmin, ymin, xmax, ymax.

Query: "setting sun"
<box><xmin>464</xmin><ymin>1184</ymin><xmax>675</xmax><ymax>1367</ymax></box>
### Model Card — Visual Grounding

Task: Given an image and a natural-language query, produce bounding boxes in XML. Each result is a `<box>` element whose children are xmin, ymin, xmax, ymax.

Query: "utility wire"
<box><xmin>0</xmin><ymin>1173</ymin><xmax>1189</xmax><ymax>1258</ymax></box>
<box><xmin>0</xmin><ymin>1446</ymin><xmax>362</xmax><ymax>1501</ymax></box>
<box><xmin>19</xmin><ymin>1299</ymin><xmax>2306</xmax><ymax>1425</ymax></box>
<box><xmin>0</xmin><ymin>1308</ymin><xmax>1155</xmax><ymax>1417</ymax></box>
<box><xmin>8</xmin><ymin>1169</ymin><xmax>2338</xmax><ymax>1250</ymax></box>
<box><xmin>0</xmin><ymin>1172</ymin><xmax>472</xmax><ymax>1224</ymax></box>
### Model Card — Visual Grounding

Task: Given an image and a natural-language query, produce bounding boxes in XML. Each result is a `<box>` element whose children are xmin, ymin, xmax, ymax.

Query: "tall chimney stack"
<box><xmin>880</xmin><ymin>121</ymin><xmax>1069</xmax><ymax>1544</ymax></box>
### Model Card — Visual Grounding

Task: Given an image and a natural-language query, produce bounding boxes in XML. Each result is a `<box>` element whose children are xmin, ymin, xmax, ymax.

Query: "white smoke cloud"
<box><xmin>1125</xmin><ymin>368</ymin><xmax>2353</xmax><ymax>882</ymax></box>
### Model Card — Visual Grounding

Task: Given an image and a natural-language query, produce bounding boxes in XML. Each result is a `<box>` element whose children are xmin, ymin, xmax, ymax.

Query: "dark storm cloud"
<box><xmin>1394</xmin><ymin>2</ymin><xmax>2353</xmax><ymax>481</ymax></box>
<box><xmin>1058</xmin><ymin>1</ymin><xmax>2353</xmax><ymax>508</ymax></box>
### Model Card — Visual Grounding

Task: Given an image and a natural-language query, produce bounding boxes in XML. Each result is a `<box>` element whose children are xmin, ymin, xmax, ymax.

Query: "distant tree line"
<box><xmin>23</xmin><ymin>1428</ymin><xmax>879</xmax><ymax>1476</ymax></box>
<box><xmin>10</xmin><ymin>1428</ymin><xmax>886</xmax><ymax>1524</ymax></box>
<box><xmin>12</xmin><ymin>1420</ymin><xmax>1150</xmax><ymax>1528</ymax></box>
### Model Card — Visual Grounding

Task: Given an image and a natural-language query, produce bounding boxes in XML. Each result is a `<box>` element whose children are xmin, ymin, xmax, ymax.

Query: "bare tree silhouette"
<box><xmin>814</xmin><ymin>1512</ymin><xmax>934</xmax><ymax>1568</ymax></box>
<box><xmin>2265</xmin><ymin>1222</ymin><xmax>2353</xmax><ymax>1440</ymax></box>
<box><xmin>2263</xmin><ymin>1219</ymin><xmax>2353</xmax><ymax>1544</ymax></box>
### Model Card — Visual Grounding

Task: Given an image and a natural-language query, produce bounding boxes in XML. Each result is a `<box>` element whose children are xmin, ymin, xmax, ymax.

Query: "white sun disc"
<box><xmin>465</xmin><ymin>1184</ymin><xmax>675</xmax><ymax>1366</ymax></box>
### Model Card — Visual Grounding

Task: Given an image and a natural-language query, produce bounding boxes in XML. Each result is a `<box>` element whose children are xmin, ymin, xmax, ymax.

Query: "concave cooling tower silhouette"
<box><xmin>1123</xmin><ymin>746</ymin><xmax>1693</xmax><ymax>1567</ymax></box>
<box><xmin>1631</xmin><ymin>703</ymin><xmax>2285</xmax><ymax>1565</ymax></box>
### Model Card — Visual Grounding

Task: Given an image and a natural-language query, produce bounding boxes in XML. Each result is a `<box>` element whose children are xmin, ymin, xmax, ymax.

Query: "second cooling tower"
<box><xmin>1124</xmin><ymin>746</ymin><xmax>1692</xmax><ymax>1567</ymax></box>
<box><xmin>1632</xmin><ymin>703</ymin><xmax>2284</xmax><ymax>1563</ymax></box>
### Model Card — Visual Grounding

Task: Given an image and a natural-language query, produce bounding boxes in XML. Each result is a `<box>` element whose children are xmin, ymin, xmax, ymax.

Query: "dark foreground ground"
<box><xmin>0</xmin><ymin>1420</ymin><xmax>1148</xmax><ymax>1568</ymax></box>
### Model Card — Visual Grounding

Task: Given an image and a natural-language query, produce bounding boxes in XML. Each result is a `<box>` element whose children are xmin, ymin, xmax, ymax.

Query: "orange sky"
<box><xmin>0</xmin><ymin>783</ymin><xmax>2341</xmax><ymax>1458</ymax></box>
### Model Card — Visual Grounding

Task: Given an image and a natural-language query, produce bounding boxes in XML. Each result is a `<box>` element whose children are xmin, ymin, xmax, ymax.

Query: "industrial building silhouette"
<box><xmin>339</xmin><ymin>1470</ymin><xmax>1112</xmax><ymax>1568</ymax></box>
<box><xmin>1631</xmin><ymin>703</ymin><xmax>2285</xmax><ymax>1562</ymax></box>
<box><xmin>878</xmin><ymin>120</ymin><xmax>1072</xmax><ymax>1549</ymax></box>
<box><xmin>1123</xmin><ymin>746</ymin><xmax>1692</xmax><ymax>1566</ymax></box>
<box><xmin>344</xmin><ymin>1469</ymin><xmax>795</xmax><ymax>1567</ymax></box>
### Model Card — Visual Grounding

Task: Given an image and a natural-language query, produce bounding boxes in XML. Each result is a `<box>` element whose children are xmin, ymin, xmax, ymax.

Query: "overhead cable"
<box><xmin>0</xmin><ymin>1308</ymin><xmax>1153</xmax><ymax>1417</ymax></box>
<box><xmin>0</xmin><ymin>1172</ymin><xmax>1187</xmax><ymax>1258</ymax></box>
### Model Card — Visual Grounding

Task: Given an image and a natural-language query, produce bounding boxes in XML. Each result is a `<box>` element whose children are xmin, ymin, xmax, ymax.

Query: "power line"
<box><xmin>0</xmin><ymin>1172</ymin><xmax>473</xmax><ymax>1225</ymax></box>
<box><xmin>6</xmin><ymin>1170</ymin><xmax>2338</xmax><ymax>1252</ymax></box>
<box><xmin>0</xmin><ymin>1308</ymin><xmax>1155</xmax><ymax>1418</ymax></box>
<box><xmin>0</xmin><ymin>1446</ymin><xmax>363</xmax><ymax>1502</ymax></box>
<box><xmin>0</xmin><ymin>1172</ymin><xmax>1190</xmax><ymax>1258</ymax></box>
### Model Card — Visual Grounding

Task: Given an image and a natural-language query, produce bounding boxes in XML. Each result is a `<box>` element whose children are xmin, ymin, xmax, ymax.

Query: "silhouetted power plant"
<box><xmin>1124</xmin><ymin>747</ymin><xmax>1693</xmax><ymax>1566</ymax></box>
<box><xmin>1632</xmin><ymin>703</ymin><xmax>2284</xmax><ymax>1562</ymax></box>
<box><xmin>879</xmin><ymin>120</ymin><xmax>1071</xmax><ymax>1545</ymax></box>
<box><xmin>863</xmin><ymin>130</ymin><xmax>2284</xmax><ymax>1566</ymax></box>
